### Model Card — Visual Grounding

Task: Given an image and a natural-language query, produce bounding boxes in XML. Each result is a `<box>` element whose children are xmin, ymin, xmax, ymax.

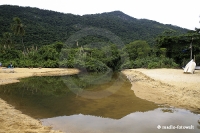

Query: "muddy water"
<box><xmin>0</xmin><ymin>72</ymin><xmax>199</xmax><ymax>133</ymax></box>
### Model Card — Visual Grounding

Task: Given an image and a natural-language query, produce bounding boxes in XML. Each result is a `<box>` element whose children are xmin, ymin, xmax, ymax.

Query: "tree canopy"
<box><xmin>0</xmin><ymin>5</ymin><xmax>198</xmax><ymax>71</ymax></box>
<box><xmin>0</xmin><ymin>5</ymin><xmax>188</xmax><ymax>49</ymax></box>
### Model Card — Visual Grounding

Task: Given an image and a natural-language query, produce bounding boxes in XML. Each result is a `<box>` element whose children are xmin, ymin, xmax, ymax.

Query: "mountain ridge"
<box><xmin>0</xmin><ymin>5</ymin><xmax>188</xmax><ymax>47</ymax></box>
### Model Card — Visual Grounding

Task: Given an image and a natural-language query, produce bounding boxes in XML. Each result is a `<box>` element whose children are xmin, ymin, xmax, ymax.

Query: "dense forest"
<box><xmin>156</xmin><ymin>30</ymin><xmax>200</xmax><ymax>66</ymax></box>
<box><xmin>0</xmin><ymin>5</ymin><xmax>199</xmax><ymax>71</ymax></box>
<box><xmin>0</xmin><ymin>5</ymin><xmax>188</xmax><ymax>47</ymax></box>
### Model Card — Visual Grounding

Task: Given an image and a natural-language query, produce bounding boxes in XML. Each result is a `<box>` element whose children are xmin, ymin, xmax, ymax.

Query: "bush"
<box><xmin>148</xmin><ymin>62</ymin><xmax>160</xmax><ymax>69</ymax></box>
<box><xmin>120</xmin><ymin>60</ymin><xmax>133</xmax><ymax>69</ymax></box>
<box><xmin>3</xmin><ymin>60</ymin><xmax>17</xmax><ymax>68</ymax></box>
<box><xmin>43</xmin><ymin>60</ymin><xmax>59</xmax><ymax>68</ymax></box>
<box><xmin>75</xmin><ymin>58</ymin><xmax>109</xmax><ymax>72</ymax></box>
<box><xmin>119</xmin><ymin>56</ymin><xmax>179</xmax><ymax>69</ymax></box>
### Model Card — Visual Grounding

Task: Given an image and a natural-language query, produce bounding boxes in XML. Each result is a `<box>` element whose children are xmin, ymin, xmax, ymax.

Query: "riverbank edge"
<box><xmin>122</xmin><ymin>69</ymin><xmax>200</xmax><ymax>114</ymax></box>
<box><xmin>0</xmin><ymin>68</ymin><xmax>80</xmax><ymax>133</ymax></box>
<box><xmin>1</xmin><ymin>68</ymin><xmax>200</xmax><ymax>132</ymax></box>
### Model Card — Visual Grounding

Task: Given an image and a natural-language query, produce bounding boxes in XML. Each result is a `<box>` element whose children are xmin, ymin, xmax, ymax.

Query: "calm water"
<box><xmin>0</xmin><ymin>72</ymin><xmax>199</xmax><ymax>133</ymax></box>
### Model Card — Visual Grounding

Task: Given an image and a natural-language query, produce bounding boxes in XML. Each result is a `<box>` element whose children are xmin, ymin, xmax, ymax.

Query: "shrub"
<box><xmin>148</xmin><ymin>62</ymin><xmax>160</xmax><ymax>69</ymax></box>
<box><xmin>120</xmin><ymin>60</ymin><xmax>133</xmax><ymax>69</ymax></box>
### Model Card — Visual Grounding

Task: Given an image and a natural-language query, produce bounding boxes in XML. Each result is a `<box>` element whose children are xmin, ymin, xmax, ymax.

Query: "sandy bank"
<box><xmin>122</xmin><ymin>69</ymin><xmax>200</xmax><ymax>113</ymax></box>
<box><xmin>0</xmin><ymin>67</ymin><xmax>80</xmax><ymax>85</ymax></box>
<box><xmin>0</xmin><ymin>98</ymin><xmax>64</xmax><ymax>133</ymax></box>
<box><xmin>0</xmin><ymin>68</ymin><xmax>80</xmax><ymax>133</ymax></box>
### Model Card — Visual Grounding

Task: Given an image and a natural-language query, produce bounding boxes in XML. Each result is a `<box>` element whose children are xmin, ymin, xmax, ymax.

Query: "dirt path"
<box><xmin>0</xmin><ymin>68</ymin><xmax>80</xmax><ymax>133</ymax></box>
<box><xmin>122</xmin><ymin>69</ymin><xmax>200</xmax><ymax>113</ymax></box>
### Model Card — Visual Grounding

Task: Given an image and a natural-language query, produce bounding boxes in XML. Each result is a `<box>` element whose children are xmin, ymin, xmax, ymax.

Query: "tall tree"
<box><xmin>125</xmin><ymin>40</ymin><xmax>151</xmax><ymax>60</ymax></box>
<box><xmin>11</xmin><ymin>17</ymin><xmax>25</xmax><ymax>52</ymax></box>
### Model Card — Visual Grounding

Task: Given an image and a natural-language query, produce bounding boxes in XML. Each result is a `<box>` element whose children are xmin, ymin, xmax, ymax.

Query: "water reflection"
<box><xmin>62</xmin><ymin>71</ymin><xmax>127</xmax><ymax>99</ymax></box>
<box><xmin>198</xmin><ymin>119</ymin><xmax>200</xmax><ymax>129</ymax></box>
<box><xmin>0</xmin><ymin>72</ymin><xmax>157</xmax><ymax>119</ymax></box>
<box><xmin>0</xmin><ymin>72</ymin><xmax>199</xmax><ymax>133</ymax></box>
<box><xmin>161</xmin><ymin>108</ymin><xmax>177</xmax><ymax>113</ymax></box>
<box><xmin>41</xmin><ymin>108</ymin><xmax>200</xmax><ymax>133</ymax></box>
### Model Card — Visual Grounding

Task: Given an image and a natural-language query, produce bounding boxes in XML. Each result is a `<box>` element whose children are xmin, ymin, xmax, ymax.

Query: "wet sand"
<box><xmin>122</xmin><ymin>68</ymin><xmax>200</xmax><ymax>113</ymax></box>
<box><xmin>0</xmin><ymin>68</ymin><xmax>79</xmax><ymax>133</ymax></box>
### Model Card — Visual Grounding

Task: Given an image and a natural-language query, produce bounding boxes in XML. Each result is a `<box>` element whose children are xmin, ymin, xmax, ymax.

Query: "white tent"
<box><xmin>184</xmin><ymin>59</ymin><xmax>196</xmax><ymax>74</ymax></box>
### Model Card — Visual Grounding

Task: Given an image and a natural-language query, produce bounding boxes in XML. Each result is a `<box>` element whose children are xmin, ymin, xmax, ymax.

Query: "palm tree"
<box><xmin>11</xmin><ymin>17</ymin><xmax>25</xmax><ymax>52</ymax></box>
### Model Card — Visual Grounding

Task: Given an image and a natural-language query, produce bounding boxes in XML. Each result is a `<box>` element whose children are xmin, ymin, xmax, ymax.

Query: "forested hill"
<box><xmin>0</xmin><ymin>5</ymin><xmax>188</xmax><ymax>47</ymax></box>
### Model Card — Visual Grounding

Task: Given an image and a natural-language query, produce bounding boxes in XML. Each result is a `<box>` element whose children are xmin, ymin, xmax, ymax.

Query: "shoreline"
<box><xmin>122</xmin><ymin>68</ymin><xmax>200</xmax><ymax>113</ymax></box>
<box><xmin>0</xmin><ymin>67</ymin><xmax>80</xmax><ymax>85</ymax></box>
<box><xmin>1</xmin><ymin>68</ymin><xmax>200</xmax><ymax>132</ymax></box>
<box><xmin>0</xmin><ymin>68</ymin><xmax>80</xmax><ymax>133</ymax></box>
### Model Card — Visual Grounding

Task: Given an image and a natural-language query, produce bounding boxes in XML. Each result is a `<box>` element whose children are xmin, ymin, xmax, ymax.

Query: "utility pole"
<box><xmin>190</xmin><ymin>38</ymin><xmax>193</xmax><ymax>60</ymax></box>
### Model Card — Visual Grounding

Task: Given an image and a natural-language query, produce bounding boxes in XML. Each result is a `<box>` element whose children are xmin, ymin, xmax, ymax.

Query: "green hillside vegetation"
<box><xmin>1</xmin><ymin>5</ymin><xmax>199</xmax><ymax>71</ymax></box>
<box><xmin>0</xmin><ymin>5</ymin><xmax>187</xmax><ymax>47</ymax></box>
<box><xmin>156</xmin><ymin>30</ymin><xmax>200</xmax><ymax>66</ymax></box>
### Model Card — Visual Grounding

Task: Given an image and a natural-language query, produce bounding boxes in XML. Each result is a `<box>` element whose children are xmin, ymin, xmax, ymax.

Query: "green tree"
<box><xmin>1</xmin><ymin>32</ymin><xmax>13</xmax><ymax>49</ymax></box>
<box><xmin>11</xmin><ymin>17</ymin><xmax>25</xmax><ymax>52</ymax></box>
<box><xmin>126</xmin><ymin>40</ymin><xmax>151</xmax><ymax>60</ymax></box>
<box><xmin>159</xmin><ymin>48</ymin><xmax>167</xmax><ymax>58</ymax></box>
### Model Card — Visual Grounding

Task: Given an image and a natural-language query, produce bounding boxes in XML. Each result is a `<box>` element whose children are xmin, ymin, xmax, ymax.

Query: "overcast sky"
<box><xmin>0</xmin><ymin>0</ymin><xmax>200</xmax><ymax>30</ymax></box>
